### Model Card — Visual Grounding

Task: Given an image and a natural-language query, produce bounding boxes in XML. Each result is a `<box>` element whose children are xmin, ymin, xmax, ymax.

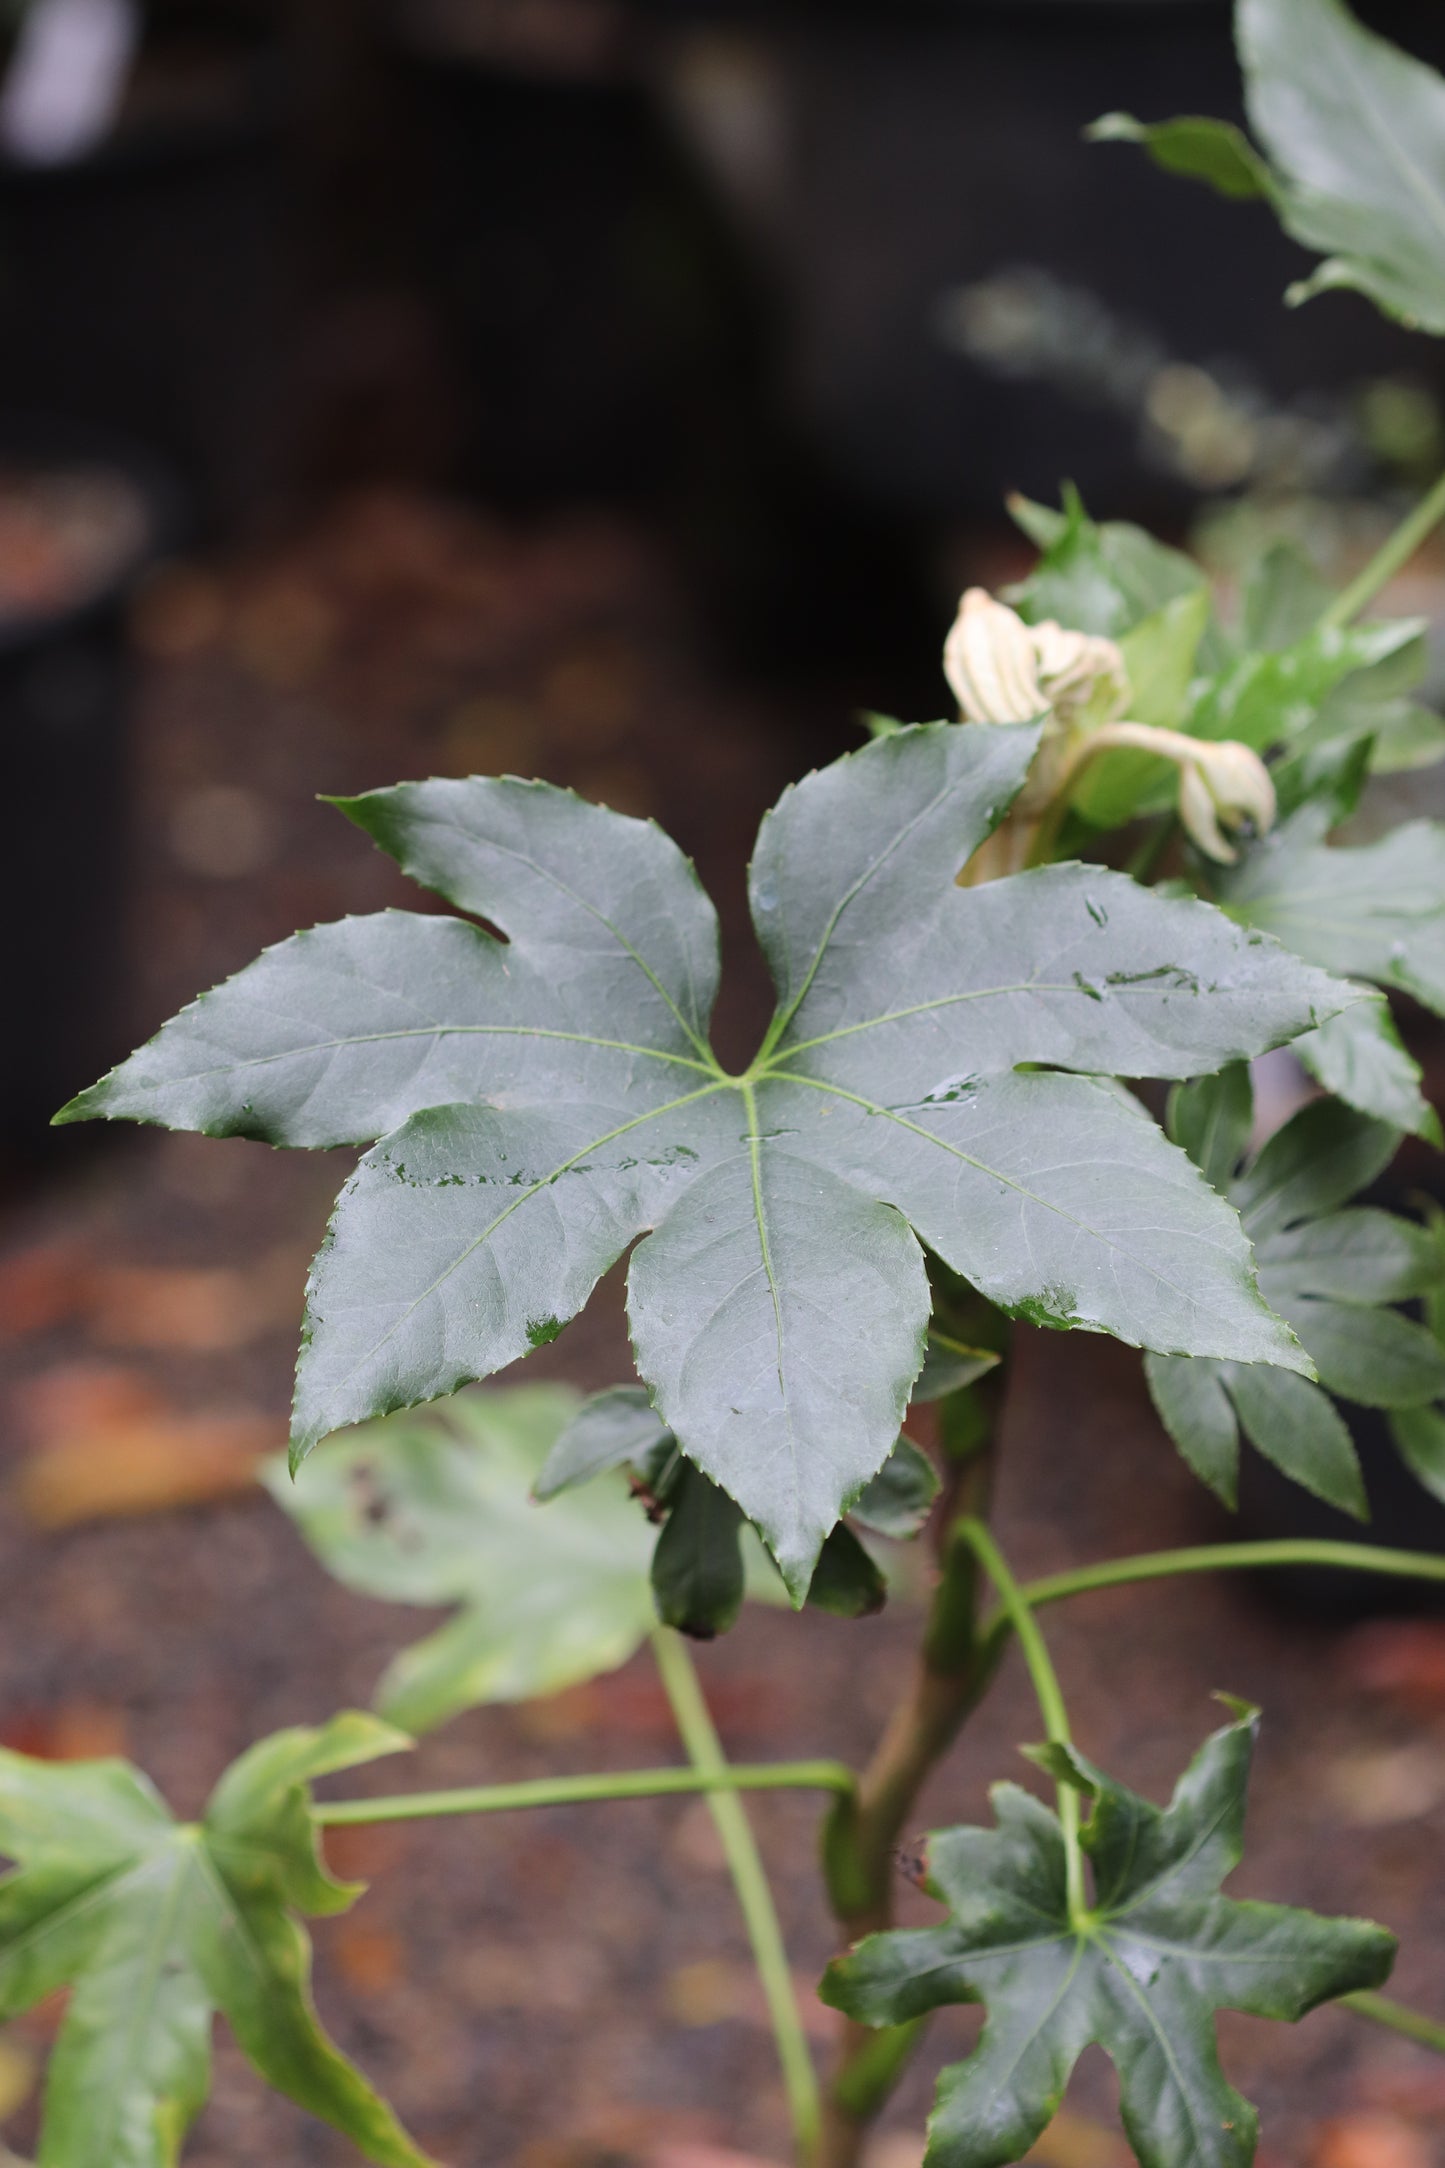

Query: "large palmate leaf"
<box><xmin>1147</xmin><ymin>1071</ymin><xmax>1445</xmax><ymax>1510</ymax></box>
<box><xmin>822</xmin><ymin>1707</ymin><xmax>1394</xmax><ymax>2168</ymax></box>
<box><xmin>264</xmin><ymin>1386</ymin><xmax>658</xmax><ymax>1732</ymax></box>
<box><xmin>1092</xmin><ymin>0</ymin><xmax>1445</xmax><ymax>333</ymax></box>
<box><xmin>0</xmin><ymin>1714</ymin><xmax>430</xmax><ymax>2168</ymax></box>
<box><xmin>62</xmin><ymin>727</ymin><xmax>1350</xmax><ymax>1594</ymax></box>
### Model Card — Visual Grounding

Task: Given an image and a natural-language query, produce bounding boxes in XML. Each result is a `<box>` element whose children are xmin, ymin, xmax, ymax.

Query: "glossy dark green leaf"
<box><xmin>1391</xmin><ymin>1404</ymin><xmax>1445</xmax><ymax>1505</ymax></box>
<box><xmin>1228</xmin><ymin>1361</ymin><xmax>1367</xmax><ymax>1514</ymax></box>
<box><xmin>69</xmin><ymin>726</ymin><xmax>1348</xmax><ymax>1597</ymax></box>
<box><xmin>803</xmin><ymin>1524</ymin><xmax>888</xmax><ymax>1619</ymax></box>
<box><xmin>1231</xmin><ymin>1097</ymin><xmax>1399</xmax><ymax>1240</ymax></box>
<box><xmin>1270</xmin><ymin>1298</ymin><xmax>1445</xmax><ymax>1410</ymax></box>
<box><xmin>1153</xmin><ymin>1092</ymin><xmax>1445</xmax><ymax>1509</ymax></box>
<box><xmin>1146</xmin><ymin>1352</ymin><xmax>1365</xmax><ymax>1514</ymax></box>
<box><xmin>0</xmin><ymin>1715</ymin><xmax>431</xmax><ymax>2168</ymax></box>
<box><xmin>1167</xmin><ymin>1063</ymin><xmax>1254</xmax><ymax>1195</ymax></box>
<box><xmin>1256</xmin><ymin>1207</ymin><xmax>1444</xmax><ymax>1305</ymax></box>
<box><xmin>850</xmin><ymin>1437</ymin><xmax>941</xmax><ymax>1538</ymax></box>
<box><xmin>265</xmin><ymin>1387</ymin><xmax>657</xmax><ymax>1731</ymax></box>
<box><xmin>822</xmin><ymin>1708</ymin><xmax>1394</xmax><ymax>2168</ymax></box>
<box><xmin>1144</xmin><ymin>1347</ymin><xmax>1242</xmax><ymax>1505</ymax></box>
<box><xmin>650</xmin><ymin>1463</ymin><xmax>747</xmax><ymax>1638</ymax></box>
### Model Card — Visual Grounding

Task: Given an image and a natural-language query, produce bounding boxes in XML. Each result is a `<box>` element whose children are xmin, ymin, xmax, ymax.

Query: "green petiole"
<box><xmin>1343</xmin><ymin>1990</ymin><xmax>1445</xmax><ymax>2057</ymax></box>
<box><xmin>315</xmin><ymin>1758</ymin><xmax>855</xmax><ymax>1827</ymax></box>
<box><xmin>954</xmin><ymin>1518</ymin><xmax>1089</xmax><ymax>1927</ymax></box>
<box><xmin>1320</xmin><ymin>466</ymin><xmax>1445</xmax><ymax>627</ymax></box>
<box><xmin>651</xmin><ymin>1626</ymin><xmax>824</xmax><ymax>2168</ymax></box>
<box><xmin>1013</xmin><ymin>1537</ymin><xmax>1445</xmax><ymax>1620</ymax></box>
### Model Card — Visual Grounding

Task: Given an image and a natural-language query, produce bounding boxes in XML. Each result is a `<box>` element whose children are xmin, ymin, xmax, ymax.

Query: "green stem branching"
<box><xmin>1320</xmin><ymin>467</ymin><xmax>1445</xmax><ymax>627</ymax></box>
<box><xmin>956</xmin><ymin>1518</ymin><xmax>1088</xmax><ymax>1926</ymax></box>
<box><xmin>651</xmin><ymin>1626</ymin><xmax>823</xmax><ymax>2168</ymax></box>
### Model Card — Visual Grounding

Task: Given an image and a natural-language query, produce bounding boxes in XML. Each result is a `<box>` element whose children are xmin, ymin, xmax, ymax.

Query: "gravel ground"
<box><xmin>3</xmin><ymin>492</ymin><xmax>1444</xmax><ymax>2168</ymax></box>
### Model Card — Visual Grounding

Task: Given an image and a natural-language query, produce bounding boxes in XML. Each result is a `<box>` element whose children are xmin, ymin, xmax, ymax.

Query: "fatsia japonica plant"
<box><xmin>14</xmin><ymin>0</ymin><xmax>1445</xmax><ymax>2163</ymax></box>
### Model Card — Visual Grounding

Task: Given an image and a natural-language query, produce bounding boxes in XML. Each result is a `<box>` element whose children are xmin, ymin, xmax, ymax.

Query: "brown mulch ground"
<box><xmin>3</xmin><ymin>491</ymin><xmax>1445</xmax><ymax>2168</ymax></box>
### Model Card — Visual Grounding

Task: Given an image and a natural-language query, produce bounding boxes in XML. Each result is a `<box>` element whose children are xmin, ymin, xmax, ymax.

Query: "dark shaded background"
<box><xmin>5</xmin><ymin>3</ymin><xmax>1445</xmax><ymax>2163</ymax></box>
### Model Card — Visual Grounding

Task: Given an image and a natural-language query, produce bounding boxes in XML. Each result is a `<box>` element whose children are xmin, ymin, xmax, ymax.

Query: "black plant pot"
<box><xmin>0</xmin><ymin>12</ymin><xmax>292</xmax><ymax>533</ymax></box>
<box><xmin>0</xmin><ymin>421</ymin><xmax>177</xmax><ymax>1185</ymax></box>
<box><xmin>381</xmin><ymin>8</ymin><xmax>765</xmax><ymax>511</ymax></box>
<box><xmin>641</xmin><ymin>0</ymin><xmax>1445</xmax><ymax>521</ymax></box>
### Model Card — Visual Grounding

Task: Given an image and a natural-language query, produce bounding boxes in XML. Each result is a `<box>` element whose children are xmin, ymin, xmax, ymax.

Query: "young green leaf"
<box><xmin>532</xmin><ymin>1384</ymin><xmax>675</xmax><ymax>1500</ymax></box>
<box><xmin>1151</xmin><ymin>1079</ymin><xmax>1445</xmax><ymax>1508</ymax></box>
<box><xmin>1087</xmin><ymin>112</ymin><xmax>1273</xmax><ymax>201</ymax></box>
<box><xmin>264</xmin><ymin>1386</ymin><xmax>658</xmax><ymax>1732</ymax></box>
<box><xmin>1093</xmin><ymin>0</ymin><xmax>1445</xmax><ymax>334</ymax></box>
<box><xmin>1188</xmin><ymin>620</ymin><xmax>1424</xmax><ymax>755</ymax></box>
<box><xmin>66</xmin><ymin>728</ymin><xmax>1349</xmax><ymax>1596</ymax></box>
<box><xmin>1006</xmin><ymin>489</ymin><xmax>1209</xmax><ymax>641</ymax></box>
<box><xmin>0</xmin><ymin>1714</ymin><xmax>431</xmax><ymax>2168</ymax></box>
<box><xmin>822</xmin><ymin>1707</ymin><xmax>1395</xmax><ymax>2168</ymax></box>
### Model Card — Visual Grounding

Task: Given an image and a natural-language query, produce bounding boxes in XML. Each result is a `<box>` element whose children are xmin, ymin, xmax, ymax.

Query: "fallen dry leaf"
<box><xmin>330</xmin><ymin>1920</ymin><xmax>406</xmax><ymax>1997</ymax></box>
<box><xmin>16</xmin><ymin>1363</ymin><xmax>165</xmax><ymax>1436</ymax></box>
<box><xmin>89</xmin><ymin>1265</ymin><xmax>265</xmax><ymax>1352</ymax></box>
<box><xmin>88</xmin><ymin>1245</ymin><xmax>307</xmax><ymax>1352</ymax></box>
<box><xmin>13</xmin><ymin>1409</ymin><xmax>276</xmax><ymax>1527</ymax></box>
<box><xmin>1344</xmin><ymin>1624</ymin><xmax>1445</xmax><ymax>1714</ymax></box>
<box><xmin>1023</xmin><ymin>2110</ymin><xmax>1129</xmax><ymax>2168</ymax></box>
<box><xmin>0</xmin><ymin>2031</ymin><xmax>35</xmax><ymax>2123</ymax></box>
<box><xmin>865</xmin><ymin>2137</ymin><xmax>925</xmax><ymax>2168</ymax></box>
<box><xmin>0</xmin><ymin>1241</ymin><xmax>92</xmax><ymax>1337</ymax></box>
<box><xmin>1325</xmin><ymin>1744</ymin><xmax>1445</xmax><ymax>1827</ymax></box>
<box><xmin>1311</xmin><ymin>2111</ymin><xmax>1434</xmax><ymax>2168</ymax></box>
<box><xmin>647</xmin><ymin>2150</ymin><xmax>784</xmax><ymax>2168</ymax></box>
<box><xmin>0</xmin><ymin>1701</ymin><xmax>129</xmax><ymax>1762</ymax></box>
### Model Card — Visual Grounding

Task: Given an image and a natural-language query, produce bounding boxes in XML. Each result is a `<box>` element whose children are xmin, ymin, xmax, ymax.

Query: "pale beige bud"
<box><xmin>1030</xmin><ymin>619</ymin><xmax>1130</xmax><ymax>726</ymax></box>
<box><xmin>1064</xmin><ymin>720</ymin><xmax>1276</xmax><ymax>864</ymax></box>
<box><xmin>943</xmin><ymin>589</ymin><xmax>1043</xmax><ymax>724</ymax></box>
<box><xmin>1176</xmin><ymin>738</ymin><xmax>1278</xmax><ymax>864</ymax></box>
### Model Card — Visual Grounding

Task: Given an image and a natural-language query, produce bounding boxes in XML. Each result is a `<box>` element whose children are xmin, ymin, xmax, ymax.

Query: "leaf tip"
<box><xmin>1085</xmin><ymin>109</ymin><xmax>1141</xmax><ymax>144</ymax></box>
<box><xmin>1210</xmin><ymin>1691</ymin><xmax>1261</xmax><ymax>1732</ymax></box>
